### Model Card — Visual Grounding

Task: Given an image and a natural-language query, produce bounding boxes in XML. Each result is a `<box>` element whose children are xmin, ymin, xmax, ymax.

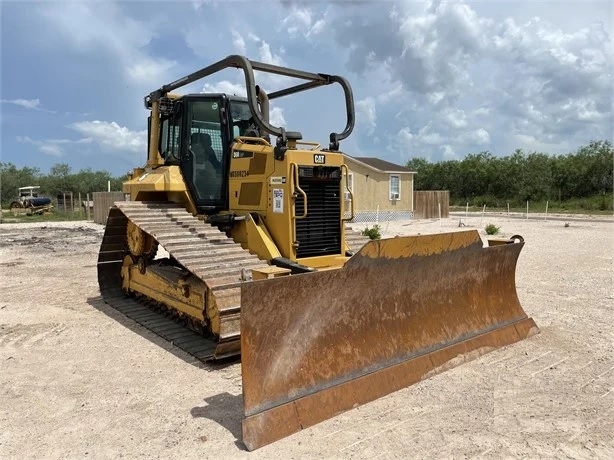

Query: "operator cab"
<box><xmin>154</xmin><ymin>94</ymin><xmax>256</xmax><ymax>214</ymax></box>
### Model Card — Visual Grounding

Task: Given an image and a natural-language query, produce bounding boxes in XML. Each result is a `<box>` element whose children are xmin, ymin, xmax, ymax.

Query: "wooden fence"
<box><xmin>93</xmin><ymin>192</ymin><xmax>126</xmax><ymax>224</ymax></box>
<box><xmin>414</xmin><ymin>190</ymin><xmax>450</xmax><ymax>219</ymax></box>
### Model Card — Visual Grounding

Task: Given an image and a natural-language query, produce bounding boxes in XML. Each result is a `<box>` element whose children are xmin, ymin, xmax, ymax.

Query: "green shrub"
<box><xmin>485</xmin><ymin>223</ymin><xmax>500</xmax><ymax>235</ymax></box>
<box><xmin>362</xmin><ymin>224</ymin><xmax>382</xmax><ymax>240</ymax></box>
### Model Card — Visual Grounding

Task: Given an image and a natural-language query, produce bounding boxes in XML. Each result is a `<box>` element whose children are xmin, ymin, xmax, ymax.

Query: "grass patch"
<box><xmin>1</xmin><ymin>209</ymin><xmax>89</xmax><ymax>224</ymax></box>
<box><xmin>485</xmin><ymin>223</ymin><xmax>500</xmax><ymax>235</ymax></box>
<box><xmin>362</xmin><ymin>224</ymin><xmax>382</xmax><ymax>240</ymax></box>
<box><xmin>451</xmin><ymin>194</ymin><xmax>613</xmax><ymax>215</ymax></box>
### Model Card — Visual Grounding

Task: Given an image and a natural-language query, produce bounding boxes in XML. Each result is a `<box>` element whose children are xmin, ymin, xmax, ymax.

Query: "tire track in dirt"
<box><xmin>0</xmin><ymin>323</ymin><xmax>67</xmax><ymax>348</ymax></box>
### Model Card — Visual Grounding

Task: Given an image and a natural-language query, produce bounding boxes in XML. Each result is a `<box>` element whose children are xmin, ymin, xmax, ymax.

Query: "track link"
<box><xmin>97</xmin><ymin>201</ymin><xmax>268</xmax><ymax>361</ymax></box>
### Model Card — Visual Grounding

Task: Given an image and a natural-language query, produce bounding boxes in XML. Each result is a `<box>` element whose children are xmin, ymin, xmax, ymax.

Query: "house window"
<box><xmin>389</xmin><ymin>175</ymin><xmax>400</xmax><ymax>200</ymax></box>
<box><xmin>344</xmin><ymin>172</ymin><xmax>354</xmax><ymax>201</ymax></box>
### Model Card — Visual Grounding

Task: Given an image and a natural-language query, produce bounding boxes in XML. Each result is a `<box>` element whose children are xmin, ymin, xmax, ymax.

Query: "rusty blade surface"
<box><xmin>239</xmin><ymin>230</ymin><xmax>538</xmax><ymax>450</ymax></box>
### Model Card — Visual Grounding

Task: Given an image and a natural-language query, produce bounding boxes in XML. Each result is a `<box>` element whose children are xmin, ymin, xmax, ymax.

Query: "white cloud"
<box><xmin>283</xmin><ymin>8</ymin><xmax>311</xmax><ymax>36</ymax></box>
<box><xmin>461</xmin><ymin>128</ymin><xmax>491</xmax><ymax>145</ymax></box>
<box><xmin>247</xmin><ymin>32</ymin><xmax>260</xmax><ymax>42</ymax></box>
<box><xmin>442</xmin><ymin>144</ymin><xmax>457</xmax><ymax>159</ymax></box>
<box><xmin>397</xmin><ymin>127</ymin><xmax>414</xmax><ymax>144</ymax></box>
<box><xmin>416</xmin><ymin>124</ymin><xmax>445</xmax><ymax>145</ymax></box>
<box><xmin>12</xmin><ymin>119</ymin><xmax>145</xmax><ymax>159</ymax></box>
<box><xmin>11</xmin><ymin>0</ymin><xmax>608</xmax><ymax>174</ymax></box>
<box><xmin>510</xmin><ymin>134</ymin><xmax>572</xmax><ymax>155</ymax></box>
<box><xmin>329</xmin><ymin>0</ymin><xmax>610</xmax><ymax>159</ymax></box>
<box><xmin>16</xmin><ymin>135</ymin><xmax>92</xmax><ymax>157</ymax></box>
<box><xmin>282</xmin><ymin>7</ymin><xmax>326</xmax><ymax>39</ymax></box>
<box><xmin>1</xmin><ymin>98</ymin><xmax>56</xmax><ymax>113</ymax></box>
<box><xmin>187</xmin><ymin>27</ymin><xmax>287</xmax><ymax>91</ymax></box>
<box><xmin>125</xmin><ymin>58</ymin><xmax>177</xmax><ymax>86</ymax></box>
<box><xmin>269</xmin><ymin>107</ymin><xmax>286</xmax><ymax>126</ymax></box>
<box><xmin>38</xmin><ymin>2</ymin><xmax>177</xmax><ymax>87</ymax></box>
<box><xmin>473</xmin><ymin>107</ymin><xmax>491</xmax><ymax>117</ymax></box>
<box><xmin>356</xmin><ymin>97</ymin><xmax>377</xmax><ymax>133</ymax></box>
<box><xmin>202</xmin><ymin>80</ymin><xmax>246</xmax><ymax>95</ymax></box>
<box><xmin>443</xmin><ymin>109</ymin><xmax>468</xmax><ymax>129</ymax></box>
<box><xmin>258</xmin><ymin>41</ymin><xmax>284</xmax><ymax>67</ymax></box>
<box><xmin>241</xmin><ymin>39</ymin><xmax>290</xmax><ymax>90</ymax></box>
<box><xmin>310</xmin><ymin>19</ymin><xmax>325</xmax><ymax>36</ymax></box>
<box><xmin>232</xmin><ymin>30</ymin><xmax>246</xmax><ymax>54</ymax></box>
<box><xmin>70</xmin><ymin>121</ymin><xmax>146</xmax><ymax>153</ymax></box>
<box><xmin>2</xmin><ymin>98</ymin><xmax>40</xmax><ymax>110</ymax></box>
<box><xmin>390</xmin><ymin>0</ymin><xmax>491</xmax><ymax>99</ymax></box>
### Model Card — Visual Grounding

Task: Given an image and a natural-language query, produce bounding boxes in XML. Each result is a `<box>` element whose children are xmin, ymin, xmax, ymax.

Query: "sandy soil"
<box><xmin>0</xmin><ymin>214</ymin><xmax>612</xmax><ymax>459</ymax></box>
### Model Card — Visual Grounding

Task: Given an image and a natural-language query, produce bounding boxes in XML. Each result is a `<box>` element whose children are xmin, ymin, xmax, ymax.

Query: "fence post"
<box><xmin>545</xmin><ymin>200</ymin><xmax>549</xmax><ymax>221</ymax></box>
<box><xmin>507</xmin><ymin>202</ymin><xmax>509</xmax><ymax>216</ymax></box>
<box><xmin>70</xmin><ymin>192</ymin><xmax>74</xmax><ymax>218</ymax></box>
<box><xmin>526</xmin><ymin>201</ymin><xmax>529</xmax><ymax>220</ymax></box>
<box><xmin>63</xmin><ymin>193</ymin><xmax>67</xmax><ymax>214</ymax></box>
<box><xmin>86</xmin><ymin>193</ymin><xmax>91</xmax><ymax>221</ymax></box>
<box><xmin>78</xmin><ymin>192</ymin><xmax>82</xmax><ymax>220</ymax></box>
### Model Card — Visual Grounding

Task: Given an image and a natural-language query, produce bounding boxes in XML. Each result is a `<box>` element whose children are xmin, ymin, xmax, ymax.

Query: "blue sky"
<box><xmin>1</xmin><ymin>0</ymin><xmax>611</xmax><ymax>176</ymax></box>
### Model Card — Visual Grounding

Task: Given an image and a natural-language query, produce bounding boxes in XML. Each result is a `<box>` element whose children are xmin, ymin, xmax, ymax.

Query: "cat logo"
<box><xmin>313</xmin><ymin>154</ymin><xmax>326</xmax><ymax>164</ymax></box>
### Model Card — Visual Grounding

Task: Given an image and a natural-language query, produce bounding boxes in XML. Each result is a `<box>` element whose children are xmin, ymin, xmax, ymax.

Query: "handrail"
<box><xmin>341</xmin><ymin>164</ymin><xmax>354</xmax><ymax>222</ymax></box>
<box><xmin>234</xmin><ymin>137</ymin><xmax>272</xmax><ymax>147</ymax></box>
<box><xmin>293</xmin><ymin>141</ymin><xmax>321</xmax><ymax>150</ymax></box>
<box><xmin>290</xmin><ymin>163</ymin><xmax>308</xmax><ymax>220</ymax></box>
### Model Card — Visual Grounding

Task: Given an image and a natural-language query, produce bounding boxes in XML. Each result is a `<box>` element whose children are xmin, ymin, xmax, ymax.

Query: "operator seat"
<box><xmin>191</xmin><ymin>132</ymin><xmax>222</xmax><ymax>200</ymax></box>
<box><xmin>200</xmin><ymin>133</ymin><xmax>221</xmax><ymax>170</ymax></box>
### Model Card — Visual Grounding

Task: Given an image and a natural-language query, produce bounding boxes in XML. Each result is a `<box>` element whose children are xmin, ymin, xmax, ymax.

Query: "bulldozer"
<box><xmin>96</xmin><ymin>55</ymin><xmax>538</xmax><ymax>451</ymax></box>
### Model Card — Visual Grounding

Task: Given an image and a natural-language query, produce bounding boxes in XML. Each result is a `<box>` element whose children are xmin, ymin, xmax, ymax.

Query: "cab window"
<box><xmin>185</xmin><ymin>100</ymin><xmax>225</xmax><ymax>202</ymax></box>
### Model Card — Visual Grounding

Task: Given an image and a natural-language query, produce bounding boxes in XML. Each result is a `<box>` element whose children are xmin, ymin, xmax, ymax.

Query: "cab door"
<box><xmin>180</xmin><ymin>97</ymin><xmax>230</xmax><ymax>212</ymax></box>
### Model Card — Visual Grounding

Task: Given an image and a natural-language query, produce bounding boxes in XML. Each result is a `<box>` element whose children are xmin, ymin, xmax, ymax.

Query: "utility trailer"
<box><xmin>10</xmin><ymin>186</ymin><xmax>53</xmax><ymax>215</ymax></box>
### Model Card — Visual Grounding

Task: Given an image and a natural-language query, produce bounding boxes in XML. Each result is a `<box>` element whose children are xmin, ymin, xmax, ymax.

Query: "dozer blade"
<box><xmin>239</xmin><ymin>229</ymin><xmax>538</xmax><ymax>450</ymax></box>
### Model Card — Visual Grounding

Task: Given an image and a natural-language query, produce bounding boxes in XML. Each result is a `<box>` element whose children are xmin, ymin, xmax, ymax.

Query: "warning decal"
<box><xmin>273</xmin><ymin>188</ymin><xmax>284</xmax><ymax>213</ymax></box>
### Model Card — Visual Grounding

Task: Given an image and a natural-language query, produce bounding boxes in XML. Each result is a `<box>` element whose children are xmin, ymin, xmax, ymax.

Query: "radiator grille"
<box><xmin>295</xmin><ymin>166</ymin><xmax>342</xmax><ymax>258</ymax></box>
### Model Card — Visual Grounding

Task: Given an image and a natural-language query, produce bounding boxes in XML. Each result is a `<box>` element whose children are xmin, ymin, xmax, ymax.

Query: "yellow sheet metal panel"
<box><xmin>357</xmin><ymin>229</ymin><xmax>480</xmax><ymax>260</ymax></box>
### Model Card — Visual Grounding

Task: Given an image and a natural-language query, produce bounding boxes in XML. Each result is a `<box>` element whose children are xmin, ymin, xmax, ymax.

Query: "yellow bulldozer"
<box><xmin>97</xmin><ymin>55</ymin><xmax>538</xmax><ymax>450</ymax></box>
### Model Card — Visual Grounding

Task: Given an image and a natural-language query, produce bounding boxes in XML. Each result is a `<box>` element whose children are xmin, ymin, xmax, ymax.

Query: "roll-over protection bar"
<box><xmin>144</xmin><ymin>55</ymin><xmax>355</xmax><ymax>150</ymax></box>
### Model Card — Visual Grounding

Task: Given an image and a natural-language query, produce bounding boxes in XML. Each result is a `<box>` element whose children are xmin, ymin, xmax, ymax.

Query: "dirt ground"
<box><xmin>1</xmin><ymin>214</ymin><xmax>612</xmax><ymax>459</ymax></box>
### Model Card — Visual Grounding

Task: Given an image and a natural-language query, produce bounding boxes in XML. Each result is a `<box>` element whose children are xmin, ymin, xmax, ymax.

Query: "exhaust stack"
<box><xmin>255</xmin><ymin>85</ymin><xmax>269</xmax><ymax>125</ymax></box>
<box><xmin>255</xmin><ymin>85</ymin><xmax>271</xmax><ymax>142</ymax></box>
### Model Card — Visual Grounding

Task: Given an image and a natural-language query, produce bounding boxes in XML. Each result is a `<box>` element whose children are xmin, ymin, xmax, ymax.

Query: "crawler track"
<box><xmin>97</xmin><ymin>201</ymin><xmax>269</xmax><ymax>360</ymax></box>
<box><xmin>97</xmin><ymin>201</ymin><xmax>371</xmax><ymax>362</ymax></box>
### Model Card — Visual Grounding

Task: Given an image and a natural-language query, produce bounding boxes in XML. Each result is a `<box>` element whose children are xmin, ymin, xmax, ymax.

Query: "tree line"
<box><xmin>0</xmin><ymin>162</ymin><xmax>127</xmax><ymax>205</ymax></box>
<box><xmin>2</xmin><ymin>140</ymin><xmax>612</xmax><ymax>210</ymax></box>
<box><xmin>406</xmin><ymin>140</ymin><xmax>613</xmax><ymax>210</ymax></box>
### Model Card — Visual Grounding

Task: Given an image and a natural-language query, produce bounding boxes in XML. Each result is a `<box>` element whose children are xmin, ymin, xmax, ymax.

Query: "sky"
<box><xmin>1</xmin><ymin>0</ymin><xmax>612</xmax><ymax>177</ymax></box>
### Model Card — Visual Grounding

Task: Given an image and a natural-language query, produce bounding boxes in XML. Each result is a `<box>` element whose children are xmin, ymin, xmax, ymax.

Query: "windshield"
<box><xmin>229</xmin><ymin>100</ymin><xmax>253</xmax><ymax>138</ymax></box>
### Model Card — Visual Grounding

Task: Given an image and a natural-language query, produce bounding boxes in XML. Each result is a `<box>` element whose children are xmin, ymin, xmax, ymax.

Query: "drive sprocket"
<box><xmin>127</xmin><ymin>220</ymin><xmax>157</xmax><ymax>257</ymax></box>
